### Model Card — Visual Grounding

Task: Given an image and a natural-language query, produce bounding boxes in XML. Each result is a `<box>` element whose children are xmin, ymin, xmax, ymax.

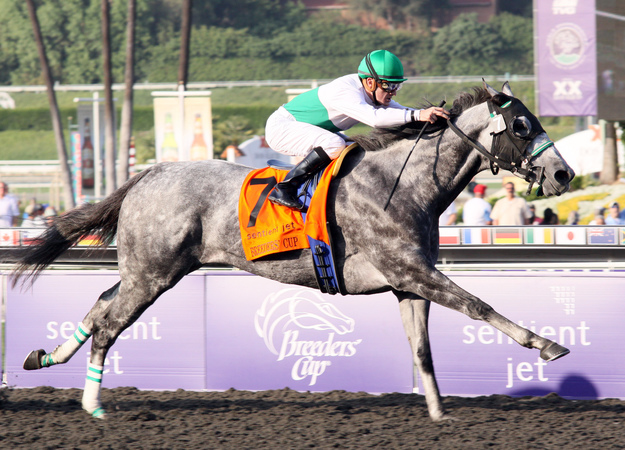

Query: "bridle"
<box><xmin>446</xmin><ymin>95</ymin><xmax>554</xmax><ymax>195</ymax></box>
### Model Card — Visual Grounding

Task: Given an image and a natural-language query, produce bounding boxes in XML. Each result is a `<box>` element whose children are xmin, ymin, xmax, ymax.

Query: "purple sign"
<box><xmin>5</xmin><ymin>272</ymin><xmax>206</xmax><ymax>389</ymax></box>
<box><xmin>536</xmin><ymin>0</ymin><xmax>597</xmax><ymax>116</ymax></box>
<box><xmin>430</xmin><ymin>272</ymin><xmax>625</xmax><ymax>400</ymax></box>
<box><xmin>204</xmin><ymin>273</ymin><xmax>413</xmax><ymax>393</ymax></box>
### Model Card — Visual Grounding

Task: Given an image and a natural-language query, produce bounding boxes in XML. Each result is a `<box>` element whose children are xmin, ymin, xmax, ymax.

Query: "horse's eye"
<box><xmin>510</xmin><ymin>116</ymin><xmax>532</xmax><ymax>139</ymax></box>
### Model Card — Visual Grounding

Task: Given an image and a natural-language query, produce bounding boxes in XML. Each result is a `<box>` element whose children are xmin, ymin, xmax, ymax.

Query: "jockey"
<box><xmin>265</xmin><ymin>49</ymin><xmax>449</xmax><ymax>210</ymax></box>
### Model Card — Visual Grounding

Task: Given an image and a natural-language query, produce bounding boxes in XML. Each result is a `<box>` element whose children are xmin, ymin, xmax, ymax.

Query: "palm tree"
<box><xmin>102</xmin><ymin>0</ymin><xmax>117</xmax><ymax>195</ymax></box>
<box><xmin>178</xmin><ymin>0</ymin><xmax>193</xmax><ymax>89</ymax></box>
<box><xmin>25</xmin><ymin>0</ymin><xmax>75</xmax><ymax>210</ymax></box>
<box><xmin>117</xmin><ymin>0</ymin><xmax>136</xmax><ymax>184</ymax></box>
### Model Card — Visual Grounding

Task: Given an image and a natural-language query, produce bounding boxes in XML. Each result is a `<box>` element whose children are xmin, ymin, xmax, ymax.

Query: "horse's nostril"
<box><xmin>555</xmin><ymin>169</ymin><xmax>573</xmax><ymax>184</ymax></box>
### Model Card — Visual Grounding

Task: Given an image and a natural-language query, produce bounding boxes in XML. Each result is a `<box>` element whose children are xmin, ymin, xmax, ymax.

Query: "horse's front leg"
<box><xmin>396</xmin><ymin>291</ymin><xmax>450</xmax><ymax>421</ymax></box>
<box><xmin>399</xmin><ymin>265</ymin><xmax>569</xmax><ymax>361</ymax></box>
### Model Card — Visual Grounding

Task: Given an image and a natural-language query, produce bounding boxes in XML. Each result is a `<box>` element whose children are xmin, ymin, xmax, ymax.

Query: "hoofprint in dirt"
<box><xmin>0</xmin><ymin>387</ymin><xmax>623</xmax><ymax>449</ymax></box>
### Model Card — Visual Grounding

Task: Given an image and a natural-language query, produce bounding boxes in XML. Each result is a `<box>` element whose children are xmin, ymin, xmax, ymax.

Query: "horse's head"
<box><xmin>476</xmin><ymin>81</ymin><xmax>575</xmax><ymax>196</ymax></box>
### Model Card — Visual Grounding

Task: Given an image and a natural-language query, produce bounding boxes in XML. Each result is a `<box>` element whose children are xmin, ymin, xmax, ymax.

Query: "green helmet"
<box><xmin>357</xmin><ymin>50</ymin><xmax>407</xmax><ymax>83</ymax></box>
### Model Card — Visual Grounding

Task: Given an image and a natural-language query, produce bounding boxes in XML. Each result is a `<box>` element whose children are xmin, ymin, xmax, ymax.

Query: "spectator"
<box><xmin>594</xmin><ymin>214</ymin><xmax>606</xmax><ymax>225</ymax></box>
<box><xmin>43</xmin><ymin>206</ymin><xmax>58</xmax><ymax>226</ymax></box>
<box><xmin>589</xmin><ymin>207</ymin><xmax>606</xmax><ymax>225</ymax></box>
<box><xmin>541</xmin><ymin>208</ymin><xmax>559</xmax><ymax>225</ymax></box>
<box><xmin>528</xmin><ymin>204</ymin><xmax>543</xmax><ymax>225</ymax></box>
<box><xmin>566</xmin><ymin>211</ymin><xmax>579</xmax><ymax>225</ymax></box>
<box><xmin>605</xmin><ymin>202</ymin><xmax>625</xmax><ymax>225</ymax></box>
<box><xmin>462</xmin><ymin>184</ymin><xmax>492</xmax><ymax>225</ymax></box>
<box><xmin>0</xmin><ymin>181</ymin><xmax>19</xmax><ymax>227</ymax></box>
<box><xmin>21</xmin><ymin>204</ymin><xmax>46</xmax><ymax>228</ymax></box>
<box><xmin>490</xmin><ymin>182</ymin><xmax>532</xmax><ymax>226</ymax></box>
<box><xmin>439</xmin><ymin>201</ymin><xmax>457</xmax><ymax>226</ymax></box>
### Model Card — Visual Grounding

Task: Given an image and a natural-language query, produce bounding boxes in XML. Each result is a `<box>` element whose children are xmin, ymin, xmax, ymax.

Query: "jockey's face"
<box><xmin>363</xmin><ymin>78</ymin><xmax>398</xmax><ymax>106</ymax></box>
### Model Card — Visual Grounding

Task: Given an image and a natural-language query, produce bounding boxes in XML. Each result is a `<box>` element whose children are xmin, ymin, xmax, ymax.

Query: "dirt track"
<box><xmin>1</xmin><ymin>387</ymin><xmax>624</xmax><ymax>449</ymax></box>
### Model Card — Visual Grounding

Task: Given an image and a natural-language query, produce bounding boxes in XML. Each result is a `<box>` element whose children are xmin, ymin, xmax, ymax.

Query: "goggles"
<box><xmin>509</xmin><ymin>116</ymin><xmax>533</xmax><ymax>139</ymax></box>
<box><xmin>378</xmin><ymin>80</ymin><xmax>402</xmax><ymax>93</ymax></box>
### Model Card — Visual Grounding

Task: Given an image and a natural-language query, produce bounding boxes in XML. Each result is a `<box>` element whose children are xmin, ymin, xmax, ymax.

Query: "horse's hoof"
<box><xmin>23</xmin><ymin>349</ymin><xmax>46</xmax><ymax>370</ymax></box>
<box><xmin>91</xmin><ymin>407</ymin><xmax>107</xmax><ymax>419</ymax></box>
<box><xmin>540</xmin><ymin>342</ymin><xmax>570</xmax><ymax>361</ymax></box>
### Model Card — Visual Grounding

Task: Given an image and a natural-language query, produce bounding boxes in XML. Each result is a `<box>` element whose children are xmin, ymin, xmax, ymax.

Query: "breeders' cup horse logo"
<box><xmin>255</xmin><ymin>288</ymin><xmax>355</xmax><ymax>355</ymax></box>
<box><xmin>254</xmin><ymin>288</ymin><xmax>360</xmax><ymax>385</ymax></box>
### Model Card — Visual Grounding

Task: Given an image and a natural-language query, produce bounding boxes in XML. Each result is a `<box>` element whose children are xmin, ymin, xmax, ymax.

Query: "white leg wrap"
<box><xmin>82</xmin><ymin>363</ymin><xmax>105</xmax><ymax>418</ymax></box>
<box><xmin>42</xmin><ymin>323</ymin><xmax>92</xmax><ymax>367</ymax></box>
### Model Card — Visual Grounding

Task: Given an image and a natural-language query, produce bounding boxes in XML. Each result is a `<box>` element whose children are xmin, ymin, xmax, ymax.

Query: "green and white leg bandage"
<box><xmin>41</xmin><ymin>323</ymin><xmax>92</xmax><ymax>367</ymax></box>
<box><xmin>83</xmin><ymin>362</ymin><xmax>105</xmax><ymax>418</ymax></box>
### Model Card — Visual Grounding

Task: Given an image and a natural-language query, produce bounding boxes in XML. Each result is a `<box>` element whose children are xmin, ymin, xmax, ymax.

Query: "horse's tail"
<box><xmin>12</xmin><ymin>166</ymin><xmax>154</xmax><ymax>287</ymax></box>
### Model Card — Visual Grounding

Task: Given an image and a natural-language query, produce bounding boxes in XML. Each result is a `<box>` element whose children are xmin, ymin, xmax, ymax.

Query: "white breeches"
<box><xmin>265</xmin><ymin>107</ymin><xmax>345</xmax><ymax>159</ymax></box>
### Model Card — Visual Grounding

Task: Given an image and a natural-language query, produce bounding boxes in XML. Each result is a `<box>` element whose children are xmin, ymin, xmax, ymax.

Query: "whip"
<box><xmin>384</xmin><ymin>100</ymin><xmax>446</xmax><ymax>211</ymax></box>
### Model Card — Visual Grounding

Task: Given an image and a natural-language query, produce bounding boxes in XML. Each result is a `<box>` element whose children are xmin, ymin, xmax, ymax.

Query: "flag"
<box><xmin>439</xmin><ymin>228</ymin><xmax>460</xmax><ymax>245</ymax></box>
<box><xmin>587</xmin><ymin>227</ymin><xmax>617</xmax><ymax>245</ymax></box>
<box><xmin>621</xmin><ymin>228</ymin><xmax>625</xmax><ymax>245</ymax></box>
<box><xmin>555</xmin><ymin>227</ymin><xmax>586</xmax><ymax>245</ymax></box>
<box><xmin>462</xmin><ymin>228</ymin><xmax>491</xmax><ymax>245</ymax></box>
<box><xmin>493</xmin><ymin>228</ymin><xmax>522</xmax><ymax>244</ymax></box>
<box><xmin>21</xmin><ymin>229</ymin><xmax>45</xmax><ymax>246</ymax></box>
<box><xmin>525</xmin><ymin>227</ymin><xmax>554</xmax><ymax>245</ymax></box>
<box><xmin>77</xmin><ymin>235</ymin><xmax>102</xmax><ymax>247</ymax></box>
<box><xmin>0</xmin><ymin>229</ymin><xmax>19</xmax><ymax>246</ymax></box>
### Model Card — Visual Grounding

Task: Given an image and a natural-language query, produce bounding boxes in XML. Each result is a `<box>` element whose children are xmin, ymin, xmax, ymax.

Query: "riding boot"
<box><xmin>268</xmin><ymin>147</ymin><xmax>332</xmax><ymax>210</ymax></box>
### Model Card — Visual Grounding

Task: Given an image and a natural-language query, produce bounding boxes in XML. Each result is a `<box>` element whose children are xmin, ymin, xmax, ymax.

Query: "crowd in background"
<box><xmin>441</xmin><ymin>180</ymin><xmax>625</xmax><ymax>227</ymax></box>
<box><xmin>0</xmin><ymin>181</ymin><xmax>57</xmax><ymax>228</ymax></box>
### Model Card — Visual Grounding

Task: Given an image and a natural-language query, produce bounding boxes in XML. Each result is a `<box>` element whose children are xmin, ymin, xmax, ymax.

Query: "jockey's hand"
<box><xmin>418</xmin><ymin>106</ymin><xmax>449</xmax><ymax>124</ymax></box>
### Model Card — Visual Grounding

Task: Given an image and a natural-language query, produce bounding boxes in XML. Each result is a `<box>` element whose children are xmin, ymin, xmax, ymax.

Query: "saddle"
<box><xmin>238</xmin><ymin>144</ymin><xmax>357</xmax><ymax>295</ymax></box>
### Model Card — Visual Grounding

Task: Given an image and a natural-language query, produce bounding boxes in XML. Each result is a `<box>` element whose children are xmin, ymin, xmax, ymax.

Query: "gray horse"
<box><xmin>15</xmin><ymin>82</ymin><xmax>574</xmax><ymax>420</ymax></box>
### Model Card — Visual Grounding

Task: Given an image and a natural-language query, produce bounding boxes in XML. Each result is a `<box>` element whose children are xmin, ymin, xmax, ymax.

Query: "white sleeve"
<box><xmin>322</xmin><ymin>81</ymin><xmax>418</xmax><ymax>128</ymax></box>
<box><xmin>338</xmin><ymin>91</ymin><xmax>414</xmax><ymax>128</ymax></box>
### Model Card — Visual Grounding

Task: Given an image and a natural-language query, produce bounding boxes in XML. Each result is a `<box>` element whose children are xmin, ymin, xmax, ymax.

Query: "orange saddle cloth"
<box><xmin>238</xmin><ymin>160</ymin><xmax>337</xmax><ymax>261</ymax></box>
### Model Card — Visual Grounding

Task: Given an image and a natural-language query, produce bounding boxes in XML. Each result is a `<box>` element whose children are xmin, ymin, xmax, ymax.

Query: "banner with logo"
<box><xmin>5</xmin><ymin>272</ymin><xmax>207</xmax><ymax>389</ymax></box>
<box><xmin>536</xmin><ymin>0</ymin><xmax>597</xmax><ymax>116</ymax></box>
<box><xmin>4</xmin><ymin>270</ymin><xmax>625</xmax><ymax>400</ymax></box>
<box><xmin>430</xmin><ymin>271</ymin><xmax>625</xmax><ymax>400</ymax></box>
<box><xmin>203</xmin><ymin>274</ymin><xmax>413</xmax><ymax>393</ymax></box>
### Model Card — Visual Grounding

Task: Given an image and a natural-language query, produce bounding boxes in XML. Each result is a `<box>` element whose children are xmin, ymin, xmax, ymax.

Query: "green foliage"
<box><xmin>212</xmin><ymin>115</ymin><xmax>254</xmax><ymax>157</ymax></box>
<box><xmin>431</xmin><ymin>13</ymin><xmax>532</xmax><ymax>75</ymax></box>
<box><xmin>0</xmin><ymin>1</ymin><xmax>533</xmax><ymax>86</ymax></box>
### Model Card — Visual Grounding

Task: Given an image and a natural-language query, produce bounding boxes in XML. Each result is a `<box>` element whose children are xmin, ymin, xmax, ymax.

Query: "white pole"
<box><xmin>93</xmin><ymin>91</ymin><xmax>101</xmax><ymax>199</ymax></box>
<box><xmin>178</xmin><ymin>84</ymin><xmax>186</xmax><ymax>160</ymax></box>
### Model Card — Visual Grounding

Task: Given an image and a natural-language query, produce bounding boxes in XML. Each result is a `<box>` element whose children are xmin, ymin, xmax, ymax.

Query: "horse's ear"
<box><xmin>501</xmin><ymin>81</ymin><xmax>514</xmax><ymax>97</ymax></box>
<box><xmin>482</xmin><ymin>78</ymin><xmax>499</xmax><ymax>97</ymax></box>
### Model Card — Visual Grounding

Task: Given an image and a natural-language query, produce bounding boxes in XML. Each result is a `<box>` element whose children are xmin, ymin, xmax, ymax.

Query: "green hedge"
<box><xmin>0</xmin><ymin>105</ymin><xmax>277</xmax><ymax>133</ymax></box>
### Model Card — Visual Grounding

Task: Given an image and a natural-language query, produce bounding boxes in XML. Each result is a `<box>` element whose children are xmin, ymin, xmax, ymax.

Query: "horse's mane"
<box><xmin>353</xmin><ymin>86</ymin><xmax>491</xmax><ymax>152</ymax></box>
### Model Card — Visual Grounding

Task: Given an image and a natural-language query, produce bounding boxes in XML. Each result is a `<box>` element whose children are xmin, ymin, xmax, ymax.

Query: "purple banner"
<box><xmin>536</xmin><ymin>0</ymin><xmax>597</xmax><ymax>116</ymax></box>
<box><xmin>204</xmin><ymin>273</ymin><xmax>413</xmax><ymax>393</ymax></box>
<box><xmin>6</xmin><ymin>272</ymin><xmax>206</xmax><ymax>389</ymax></box>
<box><xmin>4</xmin><ymin>270</ymin><xmax>625</xmax><ymax>400</ymax></box>
<box><xmin>431</xmin><ymin>272</ymin><xmax>625</xmax><ymax>400</ymax></box>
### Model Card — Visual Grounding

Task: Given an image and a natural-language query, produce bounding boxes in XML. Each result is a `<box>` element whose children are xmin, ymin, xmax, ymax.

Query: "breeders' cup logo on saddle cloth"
<box><xmin>254</xmin><ymin>288</ymin><xmax>360</xmax><ymax>386</ymax></box>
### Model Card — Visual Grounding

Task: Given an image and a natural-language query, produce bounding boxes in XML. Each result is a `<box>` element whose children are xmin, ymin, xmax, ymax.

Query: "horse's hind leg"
<box><xmin>396</xmin><ymin>292</ymin><xmax>447</xmax><ymax>421</ymax></box>
<box><xmin>80</xmin><ymin>278</ymin><xmax>177</xmax><ymax>418</ymax></box>
<box><xmin>23</xmin><ymin>282</ymin><xmax>121</xmax><ymax>371</ymax></box>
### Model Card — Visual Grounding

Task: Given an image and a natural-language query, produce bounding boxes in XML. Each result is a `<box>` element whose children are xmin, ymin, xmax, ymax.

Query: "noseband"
<box><xmin>446</xmin><ymin>96</ymin><xmax>554</xmax><ymax>195</ymax></box>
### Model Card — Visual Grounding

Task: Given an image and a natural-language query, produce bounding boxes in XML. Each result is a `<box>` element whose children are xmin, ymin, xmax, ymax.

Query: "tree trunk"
<box><xmin>178</xmin><ymin>0</ymin><xmax>193</xmax><ymax>88</ymax></box>
<box><xmin>117</xmin><ymin>0</ymin><xmax>136</xmax><ymax>185</ymax></box>
<box><xmin>102</xmin><ymin>0</ymin><xmax>117</xmax><ymax>195</ymax></box>
<box><xmin>600</xmin><ymin>120</ymin><xmax>619</xmax><ymax>184</ymax></box>
<box><xmin>25</xmin><ymin>0</ymin><xmax>75</xmax><ymax>210</ymax></box>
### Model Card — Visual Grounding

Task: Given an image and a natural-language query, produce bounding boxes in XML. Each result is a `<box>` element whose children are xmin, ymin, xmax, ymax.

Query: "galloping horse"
<box><xmin>14</xmin><ymin>81</ymin><xmax>575</xmax><ymax>420</ymax></box>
